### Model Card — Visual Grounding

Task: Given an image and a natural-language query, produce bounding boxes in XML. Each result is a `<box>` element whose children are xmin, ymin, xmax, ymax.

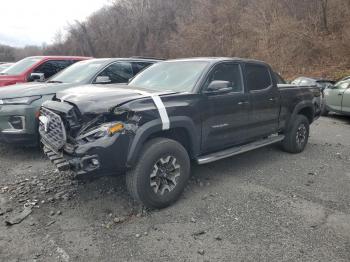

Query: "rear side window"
<box><xmin>132</xmin><ymin>62</ymin><xmax>152</xmax><ymax>75</ymax></box>
<box><xmin>205</xmin><ymin>63</ymin><xmax>243</xmax><ymax>92</ymax></box>
<box><xmin>245</xmin><ymin>64</ymin><xmax>272</xmax><ymax>91</ymax></box>
<box><xmin>34</xmin><ymin>60</ymin><xmax>73</xmax><ymax>79</ymax></box>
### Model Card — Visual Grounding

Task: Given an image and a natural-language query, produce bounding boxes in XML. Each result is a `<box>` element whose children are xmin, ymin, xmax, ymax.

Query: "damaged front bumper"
<box><xmin>43</xmin><ymin>146</ymin><xmax>100</xmax><ymax>175</ymax></box>
<box><xmin>42</xmin><ymin>132</ymin><xmax>131</xmax><ymax>176</ymax></box>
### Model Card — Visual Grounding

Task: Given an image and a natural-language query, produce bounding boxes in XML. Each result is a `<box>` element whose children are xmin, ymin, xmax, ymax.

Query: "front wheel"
<box><xmin>126</xmin><ymin>138</ymin><xmax>190</xmax><ymax>209</ymax></box>
<box><xmin>282</xmin><ymin>115</ymin><xmax>310</xmax><ymax>153</ymax></box>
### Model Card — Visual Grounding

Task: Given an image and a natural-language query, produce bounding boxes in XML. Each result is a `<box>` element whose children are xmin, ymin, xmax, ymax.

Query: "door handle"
<box><xmin>269</xmin><ymin>97</ymin><xmax>276</xmax><ymax>102</ymax></box>
<box><xmin>238</xmin><ymin>101</ymin><xmax>249</xmax><ymax>105</ymax></box>
<box><xmin>338</xmin><ymin>93</ymin><xmax>343</xmax><ymax>96</ymax></box>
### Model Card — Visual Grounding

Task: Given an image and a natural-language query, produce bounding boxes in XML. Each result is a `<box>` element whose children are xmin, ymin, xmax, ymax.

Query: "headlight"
<box><xmin>0</xmin><ymin>95</ymin><xmax>41</xmax><ymax>105</ymax></box>
<box><xmin>77</xmin><ymin>122</ymin><xmax>124</xmax><ymax>141</ymax></box>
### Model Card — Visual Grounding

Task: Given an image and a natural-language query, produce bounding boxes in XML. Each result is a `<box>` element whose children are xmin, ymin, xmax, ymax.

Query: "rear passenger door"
<box><xmin>245</xmin><ymin>63</ymin><xmax>280</xmax><ymax>138</ymax></box>
<box><xmin>325</xmin><ymin>81</ymin><xmax>349</xmax><ymax>112</ymax></box>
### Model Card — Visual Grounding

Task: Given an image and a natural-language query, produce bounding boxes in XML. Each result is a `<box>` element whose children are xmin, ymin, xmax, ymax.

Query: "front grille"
<box><xmin>39</xmin><ymin>107</ymin><xmax>67</xmax><ymax>151</ymax></box>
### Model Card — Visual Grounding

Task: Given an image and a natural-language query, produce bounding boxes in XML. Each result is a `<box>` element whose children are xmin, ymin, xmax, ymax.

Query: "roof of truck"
<box><xmin>165</xmin><ymin>57</ymin><xmax>269</xmax><ymax>65</ymax></box>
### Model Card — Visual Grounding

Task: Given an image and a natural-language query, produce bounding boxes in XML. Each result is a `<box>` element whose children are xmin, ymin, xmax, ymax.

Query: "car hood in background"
<box><xmin>0</xmin><ymin>82</ymin><xmax>79</xmax><ymax>99</ymax></box>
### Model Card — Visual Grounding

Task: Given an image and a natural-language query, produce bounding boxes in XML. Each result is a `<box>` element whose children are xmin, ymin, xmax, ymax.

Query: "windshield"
<box><xmin>1</xmin><ymin>57</ymin><xmax>41</xmax><ymax>75</ymax></box>
<box><xmin>48</xmin><ymin>60</ymin><xmax>106</xmax><ymax>83</ymax></box>
<box><xmin>129</xmin><ymin>61</ymin><xmax>209</xmax><ymax>92</ymax></box>
<box><xmin>0</xmin><ymin>64</ymin><xmax>12</xmax><ymax>72</ymax></box>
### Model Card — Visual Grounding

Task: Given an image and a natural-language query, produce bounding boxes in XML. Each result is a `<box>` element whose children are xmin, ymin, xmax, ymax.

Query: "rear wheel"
<box><xmin>282</xmin><ymin>115</ymin><xmax>310</xmax><ymax>153</ymax></box>
<box><xmin>126</xmin><ymin>138</ymin><xmax>190</xmax><ymax>209</ymax></box>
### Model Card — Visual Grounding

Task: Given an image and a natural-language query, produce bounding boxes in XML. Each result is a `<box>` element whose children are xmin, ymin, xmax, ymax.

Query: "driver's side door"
<box><xmin>201</xmin><ymin>62</ymin><xmax>251</xmax><ymax>153</ymax></box>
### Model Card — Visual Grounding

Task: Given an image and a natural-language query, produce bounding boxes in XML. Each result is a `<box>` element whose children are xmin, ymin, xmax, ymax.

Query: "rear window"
<box><xmin>245</xmin><ymin>64</ymin><xmax>272</xmax><ymax>91</ymax></box>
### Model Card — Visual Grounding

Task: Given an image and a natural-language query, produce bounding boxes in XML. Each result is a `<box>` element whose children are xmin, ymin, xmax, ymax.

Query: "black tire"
<box><xmin>126</xmin><ymin>138</ymin><xmax>190</xmax><ymax>209</ymax></box>
<box><xmin>282</xmin><ymin>115</ymin><xmax>310</xmax><ymax>153</ymax></box>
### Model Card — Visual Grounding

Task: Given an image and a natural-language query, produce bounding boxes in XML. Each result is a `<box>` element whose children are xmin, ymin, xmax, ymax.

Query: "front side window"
<box><xmin>245</xmin><ymin>64</ymin><xmax>272</xmax><ymax>91</ymax></box>
<box><xmin>204</xmin><ymin>63</ymin><xmax>243</xmax><ymax>92</ymax></box>
<box><xmin>96</xmin><ymin>62</ymin><xmax>133</xmax><ymax>83</ymax></box>
<box><xmin>1</xmin><ymin>57</ymin><xmax>41</xmax><ymax>75</ymax></box>
<box><xmin>129</xmin><ymin>61</ymin><xmax>209</xmax><ymax>92</ymax></box>
<box><xmin>33</xmin><ymin>60</ymin><xmax>73</xmax><ymax>79</ymax></box>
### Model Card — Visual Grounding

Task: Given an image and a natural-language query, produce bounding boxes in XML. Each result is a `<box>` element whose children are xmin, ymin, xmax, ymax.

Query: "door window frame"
<box><xmin>92</xmin><ymin>61</ymin><xmax>133</xmax><ymax>84</ymax></box>
<box><xmin>244</xmin><ymin>62</ymin><xmax>274</xmax><ymax>93</ymax></box>
<box><xmin>200</xmin><ymin>62</ymin><xmax>245</xmax><ymax>94</ymax></box>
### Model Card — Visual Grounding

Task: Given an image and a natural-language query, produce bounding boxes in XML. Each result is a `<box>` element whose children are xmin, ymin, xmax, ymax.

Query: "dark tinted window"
<box><xmin>132</xmin><ymin>62</ymin><xmax>152</xmax><ymax>75</ymax></box>
<box><xmin>97</xmin><ymin>62</ymin><xmax>133</xmax><ymax>83</ymax></box>
<box><xmin>245</xmin><ymin>64</ymin><xmax>272</xmax><ymax>91</ymax></box>
<box><xmin>34</xmin><ymin>60</ymin><xmax>73</xmax><ymax>79</ymax></box>
<box><xmin>205</xmin><ymin>63</ymin><xmax>243</xmax><ymax>92</ymax></box>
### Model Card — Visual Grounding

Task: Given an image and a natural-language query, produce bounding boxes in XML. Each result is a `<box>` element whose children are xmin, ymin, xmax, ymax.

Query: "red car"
<box><xmin>0</xmin><ymin>56</ymin><xmax>90</xmax><ymax>87</ymax></box>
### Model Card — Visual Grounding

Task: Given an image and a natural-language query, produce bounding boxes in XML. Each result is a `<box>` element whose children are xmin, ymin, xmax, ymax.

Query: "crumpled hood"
<box><xmin>0</xmin><ymin>82</ymin><xmax>78</xmax><ymax>99</ymax></box>
<box><xmin>56</xmin><ymin>84</ymin><xmax>169</xmax><ymax>115</ymax></box>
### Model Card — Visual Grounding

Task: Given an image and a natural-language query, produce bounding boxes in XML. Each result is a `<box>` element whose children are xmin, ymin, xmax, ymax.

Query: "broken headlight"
<box><xmin>77</xmin><ymin>122</ymin><xmax>124</xmax><ymax>141</ymax></box>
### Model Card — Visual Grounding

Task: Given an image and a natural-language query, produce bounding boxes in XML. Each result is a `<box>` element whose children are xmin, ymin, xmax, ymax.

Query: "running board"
<box><xmin>196</xmin><ymin>135</ymin><xmax>285</xmax><ymax>165</ymax></box>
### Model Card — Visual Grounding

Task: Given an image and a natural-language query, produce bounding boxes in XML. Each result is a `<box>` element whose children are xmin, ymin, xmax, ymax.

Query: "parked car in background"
<box><xmin>323</xmin><ymin>78</ymin><xmax>350</xmax><ymax>116</ymax></box>
<box><xmin>291</xmin><ymin>77</ymin><xmax>331</xmax><ymax>115</ymax></box>
<box><xmin>0</xmin><ymin>57</ymin><xmax>161</xmax><ymax>146</ymax></box>
<box><xmin>39</xmin><ymin>57</ymin><xmax>319</xmax><ymax>208</ymax></box>
<box><xmin>291</xmin><ymin>77</ymin><xmax>335</xmax><ymax>91</ymax></box>
<box><xmin>0</xmin><ymin>56</ymin><xmax>90</xmax><ymax>87</ymax></box>
<box><xmin>274</xmin><ymin>72</ymin><xmax>287</xmax><ymax>84</ymax></box>
<box><xmin>0</xmin><ymin>63</ymin><xmax>14</xmax><ymax>73</ymax></box>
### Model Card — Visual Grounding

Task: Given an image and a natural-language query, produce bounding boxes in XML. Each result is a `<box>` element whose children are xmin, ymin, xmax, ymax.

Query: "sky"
<box><xmin>0</xmin><ymin>0</ymin><xmax>109</xmax><ymax>47</ymax></box>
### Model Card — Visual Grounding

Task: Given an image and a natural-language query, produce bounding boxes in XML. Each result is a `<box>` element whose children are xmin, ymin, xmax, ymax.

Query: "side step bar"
<box><xmin>196</xmin><ymin>135</ymin><xmax>285</xmax><ymax>165</ymax></box>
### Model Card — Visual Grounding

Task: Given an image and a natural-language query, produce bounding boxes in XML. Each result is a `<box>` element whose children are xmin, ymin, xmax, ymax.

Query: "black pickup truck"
<box><xmin>39</xmin><ymin>58</ymin><xmax>319</xmax><ymax>208</ymax></box>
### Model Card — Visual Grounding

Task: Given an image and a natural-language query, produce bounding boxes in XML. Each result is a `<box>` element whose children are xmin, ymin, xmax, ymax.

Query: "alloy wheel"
<box><xmin>150</xmin><ymin>156</ymin><xmax>181</xmax><ymax>195</ymax></box>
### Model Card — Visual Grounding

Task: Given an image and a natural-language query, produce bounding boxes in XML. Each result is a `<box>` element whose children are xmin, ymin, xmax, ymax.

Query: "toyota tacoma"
<box><xmin>39</xmin><ymin>58</ymin><xmax>319</xmax><ymax>209</ymax></box>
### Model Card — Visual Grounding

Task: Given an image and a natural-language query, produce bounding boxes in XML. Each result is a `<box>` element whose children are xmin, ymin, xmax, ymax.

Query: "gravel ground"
<box><xmin>0</xmin><ymin>115</ymin><xmax>349</xmax><ymax>262</ymax></box>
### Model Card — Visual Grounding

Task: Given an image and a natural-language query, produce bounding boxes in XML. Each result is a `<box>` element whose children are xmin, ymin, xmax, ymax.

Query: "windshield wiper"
<box><xmin>0</xmin><ymin>73</ymin><xmax>7</xmax><ymax>75</ymax></box>
<box><xmin>47</xmin><ymin>80</ymin><xmax>63</xmax><ymax>83</ymax></box>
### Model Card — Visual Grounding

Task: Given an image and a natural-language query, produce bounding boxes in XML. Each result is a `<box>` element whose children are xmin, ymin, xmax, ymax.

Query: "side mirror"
<box><xmin>95</xmin><ymin>76</ymin><xmax>111</xmax><ymax>84</ymax></box>
<box><xmin>203</xmin><ymin>80</ymin><xmax>232</xmax><ymax>95</ymax></box>
<box><xmin>29</xmin><ymin>73</ymin><xmax>45</xmax><ymax>82</ymax></box>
